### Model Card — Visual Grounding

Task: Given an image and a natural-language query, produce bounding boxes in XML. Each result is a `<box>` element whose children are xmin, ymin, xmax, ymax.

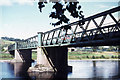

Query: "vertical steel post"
<box><xmin>118</xmin><ymin>1</ymin><xmax>120</xmax><ymax>21</ymax></box>
<box><xmin>14</xmin><ymin>42</ymin><xmax>17</xmax><ymax>60</ymax></box>
<box><xmin>38</xmin><ymin>32</ymin><xmax>43</xmax><ymax>47</ymax></box>
<box><xmin>15</xmin><ymin>42</ymin><xmax>17</xmax><ymax>50</ymax></box>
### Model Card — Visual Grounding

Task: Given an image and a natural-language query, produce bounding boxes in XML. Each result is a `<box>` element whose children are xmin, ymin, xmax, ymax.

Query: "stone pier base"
<box><xmin>28</xmin><ymin>46</ymin><xmax>72</xmax><ymax>73</ymax></box>
<box><xmin>28</xmin><ymin>47</ymin><xmax>54</xmax><ymax>73</ymax></box>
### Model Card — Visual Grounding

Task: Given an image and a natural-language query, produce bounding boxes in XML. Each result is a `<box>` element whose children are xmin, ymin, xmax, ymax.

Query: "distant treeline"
<box><xmin>1</xmin><ymin>37</ymin><xmax>24</xmax><ymax>41</ymax></box>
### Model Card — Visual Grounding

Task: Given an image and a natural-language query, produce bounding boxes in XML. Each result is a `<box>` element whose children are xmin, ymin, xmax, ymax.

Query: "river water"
<box><xmin>0</xmin><ymin>60</ymin><xmax>120</xmax><ymax>80</ymax></box>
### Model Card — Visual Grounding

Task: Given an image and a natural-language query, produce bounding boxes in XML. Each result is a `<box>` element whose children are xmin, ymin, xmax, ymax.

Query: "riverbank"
<box><xmin>1</xmin><ymin>51</ymin><xmax>119</xmax><ymax>60</ymax></box>
<box><xmin>0</xmin><ymin>59</ymin><xmax>120</xmax><ymax>62</ymax></box>
<box><xmin>68</xmin><ymin>51</ymin><xmax>119</xmax><ymax>59</ymax></box>
<box><xmin>0</xmin><ymin>53</ymin><xmax>13</xmax><ymax>60</ymax></box>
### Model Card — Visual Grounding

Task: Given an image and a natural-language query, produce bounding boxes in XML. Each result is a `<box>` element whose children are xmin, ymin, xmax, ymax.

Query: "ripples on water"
<box><xmin>0</xmin><ymin>60</ymin><xmax>120</xmax><ymax>80</ymax></box>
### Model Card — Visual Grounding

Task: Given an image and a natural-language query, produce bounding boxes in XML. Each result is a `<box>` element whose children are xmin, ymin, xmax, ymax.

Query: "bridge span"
<box><xmin>8</xmin><ymin>6</ymin><xmax>120</xmax><ymax>72</ymax></box>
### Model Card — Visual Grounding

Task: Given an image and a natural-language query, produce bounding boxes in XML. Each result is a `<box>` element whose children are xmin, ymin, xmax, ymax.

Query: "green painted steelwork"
<box><xmin>38</xmin><ymin>32</ymin><xmax>43</xmax><ymax>47</ymax></box>
<box><xmin>8</xmin><ymin>6</ymin><xmax>120</xmax><ymax>51</ymax></box>
<box><xmin>15</xmin><ymin>42</ymin><xmax>17</xmax><ymax>50</ymax></box>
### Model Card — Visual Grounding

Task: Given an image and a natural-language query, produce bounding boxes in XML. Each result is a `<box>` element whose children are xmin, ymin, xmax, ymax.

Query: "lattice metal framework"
<box><xmin>8</xmin><ymin>6</ymin><xmax>120</xmax><ymax>51</ymax></box>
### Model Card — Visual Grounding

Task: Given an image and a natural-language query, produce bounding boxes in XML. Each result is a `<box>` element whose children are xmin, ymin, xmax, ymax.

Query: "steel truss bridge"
<box><xmin>8</xmin><ymin>6</ymin><xmax>120</xmax><ymax>51</ymax></box>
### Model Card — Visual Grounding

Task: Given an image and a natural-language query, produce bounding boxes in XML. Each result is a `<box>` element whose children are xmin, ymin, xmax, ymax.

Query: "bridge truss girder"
<box><xmin>8</xmin><ymin>6</ymin><xmax>120</xmax><ymax>51</ymax></box>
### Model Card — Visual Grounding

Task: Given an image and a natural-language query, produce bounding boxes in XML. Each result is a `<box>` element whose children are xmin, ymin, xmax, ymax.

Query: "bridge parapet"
<box><xmin>8</xmin><ymin>6</ymin><xmax>120</xmax><ymax>51</ymax></box>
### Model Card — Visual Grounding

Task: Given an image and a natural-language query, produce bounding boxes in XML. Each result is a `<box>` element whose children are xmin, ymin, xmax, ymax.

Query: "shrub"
<box><xmin>114</xmin><ymin>56</ymin><xmax>118</xmax><ymax>59</ymax></box>
<box><xmin>95</xmin><ymin>56</ymin><xmax>100</xmax><ymax>59</ymax></box>
<box><xmin>86</xmin><ymin>56</ymin><xmax>89</xmax><ymax>59</ymax></box>
<box><xmin>111</xmin><ymin>55</ymin><xmax>114</xmax><ymax>58</ymax></box>
<box><xmin>101</xmin><ymin>55</ymin><xmax>105</xmax><ymax>58</ymax></box>
<box><xmin>92</xmin><ymin>56</ymin><xmax>95</xmax><ymax>59</ymax></box>
<box><xmin>118</xmin><ymin>56</ymin><xmax>120</xmax><ymax>59</ymax></box>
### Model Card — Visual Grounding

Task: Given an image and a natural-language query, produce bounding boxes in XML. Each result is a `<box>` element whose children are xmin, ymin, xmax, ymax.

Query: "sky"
<box><xmin>0</xmin><ymin>0</ymin><xmax>119</xmax><ymax>39</ymax></box>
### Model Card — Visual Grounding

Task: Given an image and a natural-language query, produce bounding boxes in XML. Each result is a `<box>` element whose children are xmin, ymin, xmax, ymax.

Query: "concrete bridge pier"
<box><xmin>44</xmin><ymin>47</ymin><xmax>68</xmax><ymax>72</ymax></box>
<box><xmin>36</xmin><ymin>46</ymin><xmax>52</xmax><ymax>68</ymax></box>
<box><xmin>30</xmin><ymin>46</ymin><xmax>72</xmax><ymax>73</ymax></box>
<box><xmin>11</xmin><ymin>49</ymin><xmax>32</xmax><ymax>62</ymax></box>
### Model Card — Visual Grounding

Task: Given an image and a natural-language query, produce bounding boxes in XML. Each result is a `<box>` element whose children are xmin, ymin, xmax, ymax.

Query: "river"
<box><xmin>0</xmin><ymin>60</ymin><xmax>120</xmax><ymax>80</ymax></box>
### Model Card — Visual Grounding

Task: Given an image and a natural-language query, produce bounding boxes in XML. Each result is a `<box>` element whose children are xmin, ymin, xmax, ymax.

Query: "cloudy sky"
<box><xmin>0</xmin><ymin>0</ymin><xmax>119</xmax><ymax>39</ymax></box>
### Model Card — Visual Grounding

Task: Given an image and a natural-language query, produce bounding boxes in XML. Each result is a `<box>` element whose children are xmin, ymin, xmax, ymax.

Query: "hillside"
<box><xmin>0</xmin><ymin>39</ymin><xmax>15</xmax><ymax>45</ymax></box>
<box><xmin>0</xmin><ymin>39</ymin><xmax>15</xmax><ymax>53</ymax></box>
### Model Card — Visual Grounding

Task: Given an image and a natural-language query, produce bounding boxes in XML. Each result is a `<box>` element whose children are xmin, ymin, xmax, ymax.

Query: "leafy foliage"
<box><xmin>38</xmin><ymin>1</ymin><xmax>84</xmax><ymax>26</ymax></box>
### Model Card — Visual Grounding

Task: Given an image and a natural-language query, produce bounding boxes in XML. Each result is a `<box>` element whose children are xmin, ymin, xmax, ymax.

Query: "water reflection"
<box><xmin>0</xmin><ymin>62</ymin><xmax>32</xmax><ymax>80</ymax></box>
<box><xmin>68</xmin><ymin>60</ymin><xmax>120</xmax><ymax>79</ymax></box>
<box><xmin>118</xmin><ymin>53</ymin><xmax>120</xmax><ymax>80</ymax></box>
<box><xmin>13</xmin><ymin>62</ymin><xmax>31</xmax><ymax>77</ymax></box>
<box><xmin>0</xmin><ymin>60</ymin><xmax>120</xmax><ymax>80</ymax></box>
<box><xmin>0</xmin><ymin>62</ymin><xmax>15</xmax><ymax>79</ymax></box>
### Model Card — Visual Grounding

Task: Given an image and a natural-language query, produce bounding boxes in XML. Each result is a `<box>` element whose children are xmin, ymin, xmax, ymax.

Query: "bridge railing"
<box><xmin>8</xmin><ymin>35</ymin><xmax>38</xmax><ymax>51</ymax></box>
<box><xmin>8</xmin><ymin>6</ymin><xmax>120</xmax><ymax>51</ymax></box>
<box><xmin>17</xmin><ymin>35</ymin><xmax>38</xmax><ymax>49</ymax></box>
<box><xmin>42</xmin><ymin>23</ymin><xmax>120</xmax><ymax>47</ymax></box>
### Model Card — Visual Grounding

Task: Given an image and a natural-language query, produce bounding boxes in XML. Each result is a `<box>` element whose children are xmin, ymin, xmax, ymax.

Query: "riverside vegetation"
<box><xmin>0</xmin><ymin>39</ymin><xmax>119</xmax><ymax>60</ymax></box>
<box><xmin>0</xmin><ymin>51</ymin><xmax>119</xmax><ymax>60</ymax></box>
<box><xmin>68</xmin><ymin>51</ymin><xmax>119</xmax><ymax>60</ymax></box>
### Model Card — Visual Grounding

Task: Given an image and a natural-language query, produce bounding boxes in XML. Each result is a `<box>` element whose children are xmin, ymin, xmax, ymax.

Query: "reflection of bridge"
<box><xmin>8</xmin><ymin>6</ymin><xmax>120</xmax><ymax>72</ymax></box>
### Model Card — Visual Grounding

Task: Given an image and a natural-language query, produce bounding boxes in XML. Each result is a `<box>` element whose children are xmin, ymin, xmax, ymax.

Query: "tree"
<box><xmin>1</xmin><ymin>37</ymin><xmax>24</xmax><ymax>41</ymax></box>
<box><xmin>38</xmin><ymin>0</ymin><xmax>84</xmax><ymax>27</ymax></box>
<box><xmin>91</xmin><ymin>46</ymin><xmax>98</xmax><ymax>52</ymax></box>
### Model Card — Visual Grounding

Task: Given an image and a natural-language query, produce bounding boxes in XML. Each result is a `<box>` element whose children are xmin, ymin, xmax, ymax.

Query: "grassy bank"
<box><xmin>32</xmin><ymin>52</ymin><xmax>37</xmax><ymax>60</ymax></box>
<box><xmin>32</xmin><ymin>51</ymin><xmax>119</xmax><ymax>60</ymax></box>
<box><xmin>0</xmin><ymin>51</ymin><xmax>119</xmax><ymax>60</ymax></box>
<box><xmin>0</xmin><ymin>53</ymin><xmax>13</xmax><ymax>60</ymax></box>
<box><xmin>0</xmin><ymin>52</ymin><xmax>37</xmax><ymax>60</ymax></box>
<box><xmin>68</xmin><ymin>51</ymin><xmax>119</xmax><ymax>60</ymax></box>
